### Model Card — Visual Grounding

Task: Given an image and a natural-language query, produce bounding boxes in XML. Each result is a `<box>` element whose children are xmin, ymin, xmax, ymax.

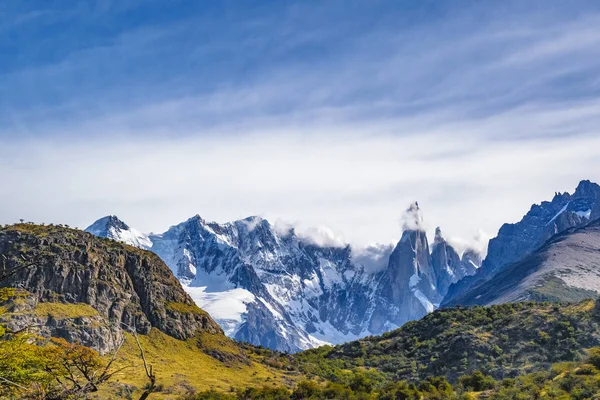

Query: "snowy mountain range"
<box><xmin>86</xmin><ymin>180</ymin><xmax>600</xmax><ymax>352</ymax></box>
<box><xmin>86</xmin><ymin>203</ymin><xmax>480</xmax><ymax>352</ymax></box>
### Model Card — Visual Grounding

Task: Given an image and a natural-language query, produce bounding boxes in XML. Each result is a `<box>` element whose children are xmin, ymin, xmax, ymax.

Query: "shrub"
<box><xmin>458</xmin><ymin>370</ymin><xmax>496</xmax><ymax>392</ymax></box>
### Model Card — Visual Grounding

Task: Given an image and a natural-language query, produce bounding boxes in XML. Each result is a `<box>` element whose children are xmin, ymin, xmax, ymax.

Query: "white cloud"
<box><xmin>400</xmin><ymin>202</ymin><xmax>427</xmax><ymax>232</ymax></box>
<box><xmin>351</xmin><ymin>243</ymin><xmax>395</xmax><ymax>274</ymax></box>
<box><xmin>447</xmin><ymin>229</ymin><xmax>493</xmax><ymax>258</ymax></box>
<box><xmin>1</xmin><ymin>126</ymin><xmax>599</xmax><ymax>249</ymax></box>
<box><xmin>297</xmin><ymin>225</ymin><xmax>347</xmax><ymax>248</ymax></box>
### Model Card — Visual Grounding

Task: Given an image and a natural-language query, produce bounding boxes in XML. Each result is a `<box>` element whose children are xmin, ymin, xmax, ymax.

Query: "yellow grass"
<box><xmin>34</xmin><ymin>302</ymin><xmax>99</xmax><ymax>319</ymax></box>
<box><xmin>101</xmin><ymin>329</ymin><xmax>294</xmax><ymax>399</ymax></box>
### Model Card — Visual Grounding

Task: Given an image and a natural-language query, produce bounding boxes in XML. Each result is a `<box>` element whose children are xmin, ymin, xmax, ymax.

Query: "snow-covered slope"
<box><xmin>85</xmin><ymin>215</ymin><xmax>152</xmax><ymax>248</ymax></box>
<box><xmin>147</xmin><ymin>215</ymin><xmax>379</xmax><ymax>351</ymax></box>
<box><xmin>86</xmin><ymin>207</ymin><xmax>481</xmax><ymax>352</ymax></box>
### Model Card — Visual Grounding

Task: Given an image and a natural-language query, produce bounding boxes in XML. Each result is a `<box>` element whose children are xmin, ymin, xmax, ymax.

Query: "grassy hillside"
<box><xmin>3</xmin><ymin>294</ymin><xmax>600</xmax><ymax>399</ymax></box>
<box><xmin>99</xmin><ymin>330</ymin><xmax>298</xmax><ymax>399</ymax></box>
<box><xmin>185</xmin><ymin>349</ymin><xmax>600</xmax><ymax>399</ymax></box>
<box><xmin>0</xmin><ymin>290</ymin><xmax>297</xmax><ymax>399</ymax></box>
<box><xmin>294</xmin><ymin>300</ymin><xmax>600</xmax><ymax>383</ymax></box>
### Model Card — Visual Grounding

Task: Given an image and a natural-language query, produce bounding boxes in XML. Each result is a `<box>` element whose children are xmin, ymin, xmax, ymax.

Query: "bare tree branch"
<box><xmin>103</xmin><ymin>335</ymin><xmax>126</xmax><ymax>375</ymax></box>
<box><xmin>0</xmin><ymin>376</ymin><xmax>28</xmax><ymax>390</ymax></box>
<box><xmin>130</xmin><ymin>325</ymin><xmax>156</xmax><ymax>400</ymax></box>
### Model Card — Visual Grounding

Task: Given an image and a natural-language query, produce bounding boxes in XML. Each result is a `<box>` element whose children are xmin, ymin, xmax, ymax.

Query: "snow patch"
<box><xmin>576</xmin><ymin>209</ymin><xmax>592</xmax><ymax>219</ymax></box>
<box><xmin>184</xmin><ymin>285</ymin><xmax>255</xmax><ymax>336</ymax></box>
<box><xmin>319</xmin><ymin>258</ymin><xmax>343</xmax><ymax>288</ymax></box>
<box><xmin>409</xmin><ymin>273</ymin><xmax>421</xmax><ymax>288</ymax></box>
<box><xmin>546</xmin><ymin>202</ymin><xmax>570</xmax><ymax>225</ymax></box>
<box><xmin>413</xmin><ymin>289</ymin><xmax>435</xmax><ymax>313</ymax></box>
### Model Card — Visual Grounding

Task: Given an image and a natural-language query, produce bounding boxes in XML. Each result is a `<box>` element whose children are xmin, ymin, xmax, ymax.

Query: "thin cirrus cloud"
<box><xmin>1</xmin><ymin>1</ymin><xmax>600</xmax><ymax>253</ymax></box>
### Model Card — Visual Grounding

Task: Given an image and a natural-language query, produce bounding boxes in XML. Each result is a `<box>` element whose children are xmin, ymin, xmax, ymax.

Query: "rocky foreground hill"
<box><xmin>0</xmin><ymin>223</ymin><xmax>222</xmax><ymax>354</ymax></box>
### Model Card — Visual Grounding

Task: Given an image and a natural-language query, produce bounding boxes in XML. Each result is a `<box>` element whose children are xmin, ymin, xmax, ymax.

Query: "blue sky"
<box><xmin>2</xmin><ymin>0</ymin><xmax>600</xmax><ymax>251</ymax></box>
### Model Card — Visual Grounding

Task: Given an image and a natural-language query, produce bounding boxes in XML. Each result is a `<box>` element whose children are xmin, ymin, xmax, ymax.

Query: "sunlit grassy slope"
<box><xmin>100</xmin><ymin>329</ymin><xmax>298</xmax><ymax>399</ymax></box>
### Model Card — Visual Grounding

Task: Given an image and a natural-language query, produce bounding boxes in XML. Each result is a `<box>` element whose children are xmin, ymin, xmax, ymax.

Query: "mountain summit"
<box><xmin>85</xmin><ymin>215</ymin><xmax>151</xmax><ymax>248</ymax></box>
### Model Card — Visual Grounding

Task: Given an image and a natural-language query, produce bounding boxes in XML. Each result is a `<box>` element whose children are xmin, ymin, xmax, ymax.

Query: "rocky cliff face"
<box><xmin>460</xmin><ymin>249</ymin><xmax>481</xmax><ymax>277</ymax></box>
<box><xmin>443</xmin><ymin>180</ymin><xmax>600</xmax><ymax>306</ymax></box>
<box><xmin>0</xmin><ymin>224</ymin><xmax>222</xmax><ymax>354</ymax></box>
<box><xmin>369</xmin><ymin>228</ymin><xmax>439</xmax><ymax>333</ymax></box>
<box><xmin>87</xmin><ymin>204</ymin><xmax>481</xmax><ymax>352</ymax></box>
<box><xmin>430</xmin><ymin>227</ymin><xmax>471</xmax><ymax>298</ymax></box>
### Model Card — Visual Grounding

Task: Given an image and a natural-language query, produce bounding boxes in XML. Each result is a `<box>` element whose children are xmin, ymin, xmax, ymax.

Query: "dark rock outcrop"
<box><xmin>0</xmin><ymin>224</ymin><xmax>222</xmax><ymax>353</ymax></box>
<box><xmin>430</xmin><ymin>228</ymin><xmax>465</xmax><ymax>297</ymax></box>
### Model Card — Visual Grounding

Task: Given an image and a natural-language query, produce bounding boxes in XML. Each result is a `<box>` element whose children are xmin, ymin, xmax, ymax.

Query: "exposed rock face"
<box><xmin>447</xmin><ymin>219</ymin><xmax>600</xmax><ymax>306</ymax></box>
<box><xmin>370</xmin><ymin>228</ymin><xmax>440</xmax><ymax>333</ymax></box>
<box><xmin>0</xmin><ymin>224</ymin><xmax>222</xmax><ymax>354</ymax></box>
<box><xmin>460</xmin><ymin>249</ymin><xmax>481</xmax><ymax>277</ymax></box>
<box><xmin>0</xmin><ymin>291</ymin><xmax>119</xmax><ymax>354</ymax></box>
<box><xmin>443</xmin><ymin>180</ymin><xmax>600</xmax><ymax>306</ymax></box>
<box><xmin>430</xmin><ymin>228</ymin><xmax>464</xmax><ymax>297</ymax></box>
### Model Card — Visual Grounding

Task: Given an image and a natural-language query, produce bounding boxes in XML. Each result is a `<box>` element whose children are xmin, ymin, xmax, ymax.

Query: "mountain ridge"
<box><xmin>86</xmin><ymin>204</ymin><xmax>481</xmax><ymax>352</ymax></box>
<box><xmin>443</xmin><ymin>179</ymin><xmax>600</xmax><ymax>307</ymax></box>
<box><xmin>445</xmin><ymin>218</ymin><xmax>600</xmax><ymax>306</ymax></box>
<box><xmin>84</xmin><ymin>179</ymin><xmax>600</xmax><ymax>352</ymax></box>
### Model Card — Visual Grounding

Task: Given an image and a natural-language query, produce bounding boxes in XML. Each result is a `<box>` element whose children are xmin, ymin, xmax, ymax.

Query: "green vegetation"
<box><xmin>167</xmin><ymin>301</ymin><xmax>210</xmax><ymax>317</ymax></box>
<box><xmin>1</xmin><ymin>299</ymin><xmax>294</xmax><ymax>399</ymax></box>
<box><xmin>2</xmin><ymin>291</ymin><xmax>600</xmax><ymax>399</ymax></box>
<box><xmin>99</xmin><ymin>329</ymin><xmax>295</xmax><ymax>399</ymax></box>
<box><xmin>185</xmin><ymin>350</ymin><xmax>600</xmax><ymax>399</ymax></box>
<box><xmin>34</xmin><ymin>301</ymin><xmax>99</xmax><ymax>319</ymax></box>
<box><xmin>0</xmin><ymin>288</ymin><xmax>28</xmax><ymax>303</ymax></box>
<box><xmin>0</xmin><ymin>331</ymin><xmax>122</xmax><ymax>399</ymax></box>
<box><xmin>527</xmin><ymin>276</ymin><xmax>599</xmax><ymax>302</ymax></box>
<box><xmin>294</xmin><ymin>300</ymin><xmax>600</xmax><ymax>383</ymax></box>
